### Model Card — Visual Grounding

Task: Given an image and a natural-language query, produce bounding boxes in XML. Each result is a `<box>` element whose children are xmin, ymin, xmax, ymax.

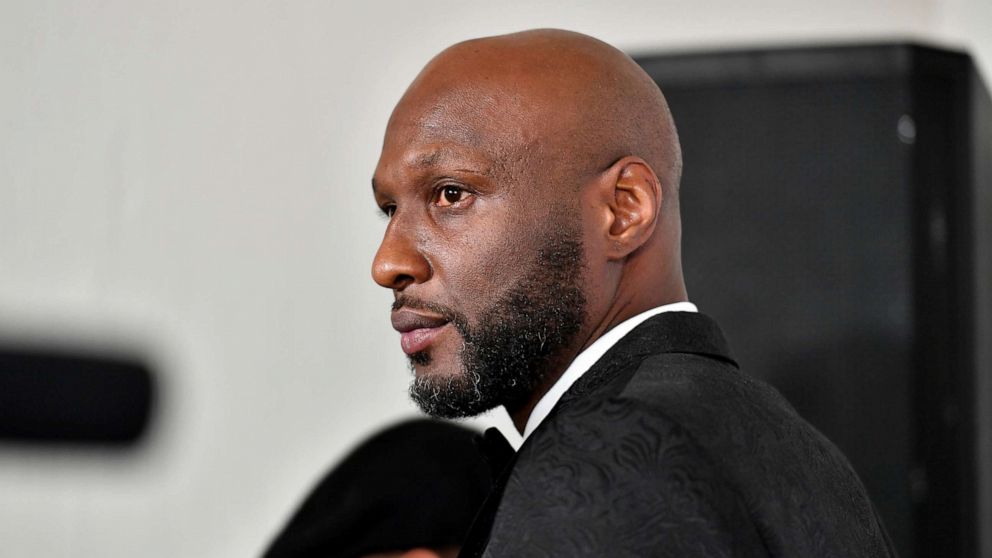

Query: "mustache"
<box><xmin>392</xmin><ymin>295</ymin><xmax>460</xmax><ymax>322</ymax></box>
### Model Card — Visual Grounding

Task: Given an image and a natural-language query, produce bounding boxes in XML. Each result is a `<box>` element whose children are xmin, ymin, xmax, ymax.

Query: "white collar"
<box><xmin>521</xmin><ymin>301</ymin><xmax>698</xmax><ymax>440</ymax></box>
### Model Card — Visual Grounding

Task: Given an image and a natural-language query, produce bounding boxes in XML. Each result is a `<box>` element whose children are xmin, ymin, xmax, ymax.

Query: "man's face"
<box><xmin>371</xmin><ymin>88</ymin><xmax>588</xmax><ymax>418</ymax></box>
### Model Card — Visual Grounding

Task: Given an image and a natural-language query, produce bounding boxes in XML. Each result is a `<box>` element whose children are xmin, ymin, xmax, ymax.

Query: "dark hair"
<box><xmin>263</xmin><ymin>418</ymin><xmax>493</xmax><ymax>557</ymax></box>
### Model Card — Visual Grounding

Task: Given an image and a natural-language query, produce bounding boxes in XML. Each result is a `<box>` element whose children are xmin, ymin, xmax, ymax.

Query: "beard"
<box><xmin>403</xmin><ymin>229</ymin><xmax>587</xmax><ymax>419</ymax></box>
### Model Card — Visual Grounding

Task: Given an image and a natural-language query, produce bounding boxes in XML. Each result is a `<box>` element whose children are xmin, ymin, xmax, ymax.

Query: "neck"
<box><xmin>505</xmin><ymin>285</ymin><xmax>688</xmax><ymax>434</ymax></box>
<box><xmin>505</xmin><ymin>348</ymin><xmax>576</xmax><ymax>432</ymax></box>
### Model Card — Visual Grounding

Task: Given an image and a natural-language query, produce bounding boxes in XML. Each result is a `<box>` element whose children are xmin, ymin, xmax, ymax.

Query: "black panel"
<box><xmin>636</xmin><ymin>44</ymin><xmax>992</xmax><ymax>558</ymax></box>
<box><xmin>0</xmin><ymin>346</ymin><xmax>155</xmax><ymax>445</ymax></box>
<box><xmin>969</xmin><ymin>61</ymin><xmax>992</xmax><ymax>558</ymax></box>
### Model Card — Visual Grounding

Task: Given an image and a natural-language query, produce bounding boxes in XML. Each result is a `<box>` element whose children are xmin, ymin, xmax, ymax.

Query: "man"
<box><xmin>371</xmin><ymin>29</ymin><xmax>896</xmax><ymax>557</ymax></box>
<box><xmin>263</xmin><ymin>419</ymin><xmax>493</xmax><ymax>558</ymax></box>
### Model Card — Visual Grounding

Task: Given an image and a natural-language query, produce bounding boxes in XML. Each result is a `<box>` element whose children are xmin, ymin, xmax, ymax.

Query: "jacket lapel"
<box><xmin>458</xmin><ymin>312</ymin><xmax>735</xmax><ymax>557</ymax></box>
<box><xmin>458</xmin><ymin>427</ymin><xmax>517</xmax><ymax>558</ymax></box>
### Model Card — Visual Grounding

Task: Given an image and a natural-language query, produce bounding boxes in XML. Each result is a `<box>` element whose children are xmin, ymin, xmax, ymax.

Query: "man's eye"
<box><xmin>380</xmin><ymin>204</ymin><xmax>396</xmax><ymax>218</ymax></box>
<box><xmin>436</xmin><ymin>185</ymin><xmax>469</xmax><ymax>207</ymax></box>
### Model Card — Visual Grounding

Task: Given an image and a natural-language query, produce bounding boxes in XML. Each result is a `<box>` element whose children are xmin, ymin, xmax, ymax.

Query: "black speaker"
<box><xmin>636</xmin><ymin>44</ymin><xmax>992</xmax><ymax>558</ymax></box>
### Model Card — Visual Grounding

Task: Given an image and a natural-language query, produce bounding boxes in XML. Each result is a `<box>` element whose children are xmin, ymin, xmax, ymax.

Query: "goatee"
<box><xmin>405</xmin><ymin>230</ymin><xmax>587</xmax><ymax>418</ymax></box>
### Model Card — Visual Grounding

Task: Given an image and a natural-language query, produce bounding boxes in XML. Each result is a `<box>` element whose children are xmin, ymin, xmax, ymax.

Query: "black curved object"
<box><xmin>0</xmin><ymin>346</ymin><xmax>155</xmax><ymax>445</ymax></box>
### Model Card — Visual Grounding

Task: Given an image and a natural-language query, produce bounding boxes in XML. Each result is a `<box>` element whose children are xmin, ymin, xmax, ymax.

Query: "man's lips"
<box><xmin>391</xmin><ymin>309</ymin><xmax>451</xmax><ymax>355</ymax></box>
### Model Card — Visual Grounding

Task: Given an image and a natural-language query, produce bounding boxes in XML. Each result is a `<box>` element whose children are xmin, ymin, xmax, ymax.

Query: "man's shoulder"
<box><xmin>499</xmin><ymin>351</ymin><xmax>894</xmax><ymax>557</ymax></box>
<box><xmin>540</xmin><ymin>350</ymin><xmax>802</xmax><ymax>463</ymax></box>
<box><xmin>493</xmin><ymin>353</ymin><xmax>769</xmax><ymax>557</ymax></box>
<box><xmin>572</xmin><ymin>350</ymin><xmax>856</xmax><ymax>490</ymax></box>
<box><xmin>619</xmin><ymin>351</ymin><xmax>801</xmax><ymax>437</ymax></box>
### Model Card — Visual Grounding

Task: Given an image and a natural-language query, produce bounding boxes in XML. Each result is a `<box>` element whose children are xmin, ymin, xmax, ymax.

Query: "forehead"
<box><xmin>373</xmin><ymin>44</ymin><xmax>587</xmax><ymax>193</ymax></box>
<box><xmin>374</xmin><ymin>93</ymin><xmax>528</xmax><ymax>189</ymax></box>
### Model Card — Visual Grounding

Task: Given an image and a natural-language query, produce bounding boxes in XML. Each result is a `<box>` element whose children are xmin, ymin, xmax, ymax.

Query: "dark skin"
<box><xmin>372</xmin><ymin>29</ymin><xmax>687</xmax><ymax>432</ymax></box>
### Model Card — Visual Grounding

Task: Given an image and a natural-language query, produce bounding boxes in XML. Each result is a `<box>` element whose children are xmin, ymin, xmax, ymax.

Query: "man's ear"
<box><xmin>602</xmin><ymin>156</ymin><xmax>663</xmax><ymax>259</ymax></box>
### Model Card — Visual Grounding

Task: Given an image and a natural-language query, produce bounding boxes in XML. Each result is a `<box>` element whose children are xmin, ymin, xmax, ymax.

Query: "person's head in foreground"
<box><xmin>264</xmin><ymin>419</ymin><xmax>492</xmax><ymax>558</ymax></box>
<box><xmin>372</xmin><ymin>28</ymin><xmax>684</xmax><ymax>430</ymax></box>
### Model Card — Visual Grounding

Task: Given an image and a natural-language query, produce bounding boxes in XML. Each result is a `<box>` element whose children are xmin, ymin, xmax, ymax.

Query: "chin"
<box><xmin>408</xmin><ymin>360</ymin><xmax>489</xmax><ymax>419</ymax></box>
<box><xmin>409</xmin><ymin>350</ymin><xmax>459</xmax><ymax>377</ymax></box>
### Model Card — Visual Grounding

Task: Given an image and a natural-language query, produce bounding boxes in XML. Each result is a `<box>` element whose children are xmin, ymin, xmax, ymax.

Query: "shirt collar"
<box><xmin>521</xmin><ymin>301</ymin><xmax>698</xmax><ymax>440</ymax></box>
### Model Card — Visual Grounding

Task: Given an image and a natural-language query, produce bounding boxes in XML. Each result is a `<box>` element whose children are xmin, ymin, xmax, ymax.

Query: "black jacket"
<box><xmin>461</xmin><ymin>312</ymin><xmax>896</xmax><ymax>557</ymax></box>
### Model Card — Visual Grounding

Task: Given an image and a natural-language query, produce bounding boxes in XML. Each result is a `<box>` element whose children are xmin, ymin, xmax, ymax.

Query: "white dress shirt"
<box><xmin>521</xmin><ymin>301</ymin><xmax>698</xmax><ymax>440</ymax></box>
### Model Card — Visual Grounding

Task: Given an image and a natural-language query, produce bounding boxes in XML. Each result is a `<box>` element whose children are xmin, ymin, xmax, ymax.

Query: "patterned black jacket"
<box><xmin>461</xmin><ymin>312</ymin><xmax>896</xmax><ymax>557</ymax></box>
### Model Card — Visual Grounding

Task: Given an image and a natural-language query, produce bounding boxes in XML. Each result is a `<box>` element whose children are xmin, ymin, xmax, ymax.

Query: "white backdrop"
<box><xmin>1</xmin><ymin>1</ymin><xmax>989</xmax><ymax>556</ymax></box>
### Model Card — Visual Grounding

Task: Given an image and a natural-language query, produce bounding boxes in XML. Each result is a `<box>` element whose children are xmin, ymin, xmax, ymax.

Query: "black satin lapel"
<box><xmin>459</xmin><ymin>428</ymin><xmax>517</xmax><ymax>558</ymax></box>
<box><xmin>476</xmin><ymin>427</ymin><xmax>515</xmax><ymax>474</ymax></box>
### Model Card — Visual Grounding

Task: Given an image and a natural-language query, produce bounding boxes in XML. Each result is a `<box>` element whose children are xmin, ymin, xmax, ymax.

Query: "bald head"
<box><xmin>372</xmin><ymin>29</ymin><xmax>688</xmax><ymax>429</ymax></box>
<box><xmin>389</xmin><ymin>29</ymin><xmax>682</xmax><ymax>200</ymax></box>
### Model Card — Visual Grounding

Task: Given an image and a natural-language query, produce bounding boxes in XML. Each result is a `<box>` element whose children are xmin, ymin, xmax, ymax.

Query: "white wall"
<box><xmin>936</xmin><ymin>0</ymin><xmax>992</xmax><ymax>83</ymax></box>
<box><xmin>0</xmin><ymin>1</ymin><xmax>987</xmax><ymax>556</ymax></box>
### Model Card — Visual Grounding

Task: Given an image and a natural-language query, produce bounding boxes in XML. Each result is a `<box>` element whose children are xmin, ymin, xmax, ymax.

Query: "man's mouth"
<box><xmin>391</xmin><ymin>309</ymin><xmax>452</xmax><ymax>356</ymax></box>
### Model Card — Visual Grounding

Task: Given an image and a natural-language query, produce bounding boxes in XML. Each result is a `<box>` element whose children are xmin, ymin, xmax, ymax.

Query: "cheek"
<box><xmin>433</xmin><ymin>215</ymin><xmax>537</xmax><ymax>312</ymax></box>
<box><xmin>578</xmin><ymin>183</ymin><xmax>611</xmax><ymax>261</ymax></box>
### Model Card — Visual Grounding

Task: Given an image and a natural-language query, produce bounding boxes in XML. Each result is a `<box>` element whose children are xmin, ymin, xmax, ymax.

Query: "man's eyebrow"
<box><xmin>411</xmin><ymin>149</ymin><xmax>493</xmax><ymax>176</ymax></box>
<box><xmin>371</xmin><ymin>151</ymin><xmax>495</xmax><ymax>193</ymax></box>
<box><xmin>413</xmin><ymin>151</ymin><xmax>442</xmax><ymax>168</ymax></box>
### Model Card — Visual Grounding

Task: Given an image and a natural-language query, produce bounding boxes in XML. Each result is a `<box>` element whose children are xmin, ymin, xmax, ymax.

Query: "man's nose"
<box><xmin>371</xmin><ymin>222</ymin><xmax>431</xmax><ymax>290</ymax></box>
